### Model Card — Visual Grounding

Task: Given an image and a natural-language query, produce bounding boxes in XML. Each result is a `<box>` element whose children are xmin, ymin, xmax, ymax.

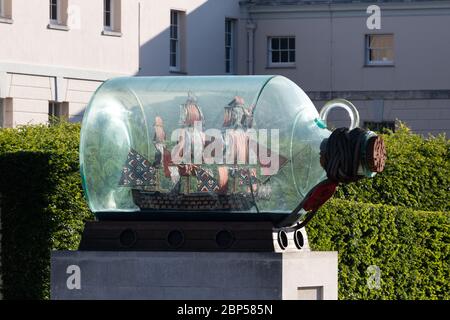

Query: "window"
<box><xmin>225</xmin><ymin>19</ymin><xmax>236</xmax><ymax>74</ymax></box>
<box><xmin>49</xmin><ymin>0</ymin><xmax>59</xmax><ymax>24</ymax></box>
<box><xmin>102</xmin><ymin>0</ymin><xmax>121</xmax><ymax>35</ymax></box>
<box><xmin>0</xmin><ymin>0</ymin><xmax>12</xmax><ymax>20</ymax></box>
<box><xmin>169</xmin><ymin>10</ymin><xmax>186</xmax><ymax>72</ymax></box>
<box><xmin>268</xmin><ymin>36</ymin><xmax>295</xmax><ymax>67</ymax></box>
<box><xmin>366</xmin><ymin>34</ymin><xmax>394</xmax><ymax>65</ymax></box>
<box><xmin>104</xmin><ymin>0</ymin><xmax>112</xmax><ymax>29</ymax></box>
<box><xmin>48</xmin><ymin>0</ymin><xmax>68</xmax><ymax>29</ymax></box>
<box><xmin>364</xmin><ymin>121</ymin><xmax>395</xmax><ymax>132</ymax></box>
<box><xmin>170</xmin><ymin>10</ymin><xmax>181</xmax><ymax>71</ymax></box>
<box><xmin>49</xmin><ymin>101</ymin><xmax>68</xmax><ymax>123</ymax></box>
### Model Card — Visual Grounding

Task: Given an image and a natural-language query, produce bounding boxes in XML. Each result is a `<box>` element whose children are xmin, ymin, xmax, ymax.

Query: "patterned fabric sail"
<box><xmin>196</xmin><ymin>167</ymin><xmax>220</xmax><ymax>193</ymax></box>
<box><xmin>119</xmin><ymin>149</ymin><xmax>157</xmax><ymax>187</ymax></box>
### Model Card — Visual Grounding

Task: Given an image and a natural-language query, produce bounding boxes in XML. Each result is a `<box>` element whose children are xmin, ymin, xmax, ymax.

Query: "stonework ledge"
<box><xmin>47</xmin><ymin>24</ymin><xmax>70</xmax><ymax>31</ymax></box>
<box><xmin>0</xmin><ymin>17</ymin><xmax>13</xmax><ymax>24</ymax></box>
<box><xmin>101</xmin><ymin>30</ymin><xmax>123</xmax><ymax>37</ymax></box>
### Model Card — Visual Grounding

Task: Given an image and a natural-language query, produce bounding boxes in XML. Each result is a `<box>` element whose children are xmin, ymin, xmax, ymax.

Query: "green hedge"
<box><xmin>0</xmin><ymin>122</ymin><xmax>92</xmax><ymax>299</ymax></box>
<box><xmin>336</xmin><ymin>124</ymin><xmax>449</xmax><ymax>212</ymax></box>
<box><xmin>307</xmin><ymin>199</ymin><xmax>450</xmax><ymax>300</ymax></box>
<box><xmin>0</xmin><ymin>121</ymin><xmax>448</xmax><ymax>299</ymax></box>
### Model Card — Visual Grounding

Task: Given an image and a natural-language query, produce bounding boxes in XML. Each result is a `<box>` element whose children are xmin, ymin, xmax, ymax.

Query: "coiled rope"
<box><xmin>321</xmin><ymin>127</ymin><xmax>367</xmax><ymax>184</ymax></box>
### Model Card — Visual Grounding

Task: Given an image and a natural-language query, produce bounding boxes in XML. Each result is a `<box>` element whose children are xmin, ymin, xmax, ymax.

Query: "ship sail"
<box><xmin>178</xmin><ymin>93</ymin><xmax>208</xmax><ymax>193</ymax></box>
<box><xmin>117</xmin><ymin>92</ymin><xmax>287</xmax><ymax>212</ymax></box>
<box><xmin>118</xmin><ymin>148</ymin><xmax>157</xmax><ymax>188</ymax></box>
<box><xmin>153</xmin><ymin>116</ymin><xmax>166</xmax><ymax>167</ymax></box>
<box><xmin>195</xmin><ymin>167</ymin><xmax>220</xmax><ymax>193</ymax></box>
<box><xmin>218</xmin><ymin>166</ymin><xmax>229</xmax><ymax>193</ymax></box>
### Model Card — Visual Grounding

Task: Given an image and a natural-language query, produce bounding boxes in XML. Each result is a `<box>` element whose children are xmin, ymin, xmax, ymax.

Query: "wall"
<box><xmin>312</xmin><ymin>98</ymin><xmax>450</xmax><ymax>136</ymax></box>
<box><xmin>138</xmin><ymin>0</ymin><xmax>242</xmax><ymax>76</ymax></box>
<box><xmin>245</xmin><ymin>1</ymin><xmax>450</xmax><ymax>135</ymax></box>
<box><xmin>247</xmin><ymin>1</ymin><xmax>450</xmax><ymax>91</ymax></box>
<box><xmin>0</xmin><ymin>0</ymin><xmax>139</xmax><ymax>76</ymax></box>
<box><xmin>0</xmin><ymin>0</ymin><xmax>140</xmax><ymax>126</ymax></box>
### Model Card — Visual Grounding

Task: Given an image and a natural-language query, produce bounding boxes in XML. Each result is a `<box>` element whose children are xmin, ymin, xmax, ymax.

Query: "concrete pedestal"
<box><xmin>51</xmin><ymin>251</ymin><xmax>338</xmax><ymax>300</ymax></box>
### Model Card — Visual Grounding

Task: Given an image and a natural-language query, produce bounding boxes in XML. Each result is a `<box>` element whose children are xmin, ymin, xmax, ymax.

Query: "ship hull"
<box><xmin>131</xmin><ymin>189</ymin><xmax>254</xmax><ymax>211</ymax></box>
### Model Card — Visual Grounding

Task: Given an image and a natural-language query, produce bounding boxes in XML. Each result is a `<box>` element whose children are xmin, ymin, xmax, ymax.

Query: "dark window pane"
<box><xmin>289</xmin><ymin>50</ymin><xmax>295</xmax><ymax>62</ymax></box>
<box><xmin>226</xmin><ymin>48</ymin><xmax>230</xmax><ymax>60</ymax></box>
<box><xmin>170</xmin><ymin>53</ymin><xmax>177</xmax><ymax>67</ymax></box>
<box><xmin>173</xmin><ymin>26</ymin><xmax>177</xmax><ymax>39</ymax></box>
<box><xmin>289</xmin><ymin>38</ymin><xmax>295</xmax><ymax>50</ymax></box>
<box><xmin>170</xmin><ymin>26</ymin><xmax>178</xmax><ymax>39</ymax></box>
<box><xmin>281</xmin><ymin>51</ymin><xmax>288</xmax><ymax>62</ymax></box>
<box><xmin>226</xmin><ymin>20</ymin><xmax>231</xmax><ymax>33</ymax></box>
<box><xmin>271</xmin><ymin>38</ymin><xmax>279</xmax><ymax>50</ymax></box>
<box><xmin>172</xmin><ymin>11</ymin><xmax>178</xmax><ymax>25</ymax></box>
<box><xmin>226</xmin><ymin>34</ymin><xmax>231</xmax><ymax>46</ymax></box>
<box><xmin>51</xmin><ymin>3</ymin><xmax>57</xmax><ymax>20</ymax></box>
<box><xmin>105</xmin><ymin>0</ymin><xmax>111</xmax><ymax>12</ymax></box>
<box><xmin>105</xmin><ymin>13</ymin><xmax>111</xmax><ymax>27</ymax></box>
<box><xmin>170</xmin><ymin>40</ymin><xmax>177</xmax><ymax>53</ymax></box>
<box><xmin>226</xmin><ymin>61</ymin><xmax>230</xmax><ymax>73</ymax></box>
<box><xmin>280</xmin><ymin>38</ymin><xmax>288</xmax><ymax>50</ymax></box>
<box><xmin>272</xmin><ymin>51</ymin><xmax>279</xmax><ymax>63</ymax></box>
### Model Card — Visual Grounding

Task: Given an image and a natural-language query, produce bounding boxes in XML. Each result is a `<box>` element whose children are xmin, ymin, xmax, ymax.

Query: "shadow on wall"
<box><xmin>69</xmin><ymin>114</ymin><xmax>84</xmax><ymax>123</ymax></box>
<box><xmin>136</xmin><ymin>0</ymin><xmax>240</xmax><ymax>76</ymax></box>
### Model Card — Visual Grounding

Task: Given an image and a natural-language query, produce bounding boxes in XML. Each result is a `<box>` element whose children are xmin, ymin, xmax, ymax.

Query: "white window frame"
<box><xmin>225</xmin><ymin>18</ymin><xmax>236</xmax><ymax>74</ymax></box>
<box><xmin>267</xmin><ymin>36</ymin><xmax>296</xmax><ymax>67</ymax></box>
<box><xmin>366</xmin><ymin>34</ymin><xmax>394</xmax><ymax>66</ymax></box>
<box><xmin>104</xmin><ymin>0</ymin><xmax>114</xmax><ymax>31</ymax></box>
<box><xmin>170</xmin><ymin>10</ymin><xmax>181</xmax><ymax>72</ymax></box>
<box><xmin>49</xmin><ymin>0</ymin><xmax>61</xmax><ymax>25</ymax></box>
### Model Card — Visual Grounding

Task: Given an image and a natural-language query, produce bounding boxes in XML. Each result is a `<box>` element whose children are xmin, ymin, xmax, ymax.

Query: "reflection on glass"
<box><xmin>80</xmin><ymin>76</ymin><xmax>331</xmax><ymax>219</ymax></box>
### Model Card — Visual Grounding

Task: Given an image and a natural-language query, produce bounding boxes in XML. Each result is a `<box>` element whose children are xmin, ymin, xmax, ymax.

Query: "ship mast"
<box><xmin>179</xmin><ymin>92</ymin><xmax>204</xmax><ymax>194</ymax></box>
<box><xmin>222</xmin><ymin>96</ymin><xmax>255</xmax><ymax>194</ymax></box>
<box><xmin>152</xmin><ymin>116</ymin><xmax>166</xmax><ymax>191</ymax></box>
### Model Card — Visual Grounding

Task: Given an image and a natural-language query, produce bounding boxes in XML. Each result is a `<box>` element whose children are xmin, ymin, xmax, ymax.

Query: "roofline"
<box><xmin>240</xmin><ymin>0</ymin><xmax>450</xmax><ymax>14</ymax></box>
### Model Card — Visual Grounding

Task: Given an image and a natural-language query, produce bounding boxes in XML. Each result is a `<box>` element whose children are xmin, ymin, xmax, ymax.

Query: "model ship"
<box><xmin>118</xmin><ymin>93</ymin><xmax>287</xmax><ymax>212</ymax></box>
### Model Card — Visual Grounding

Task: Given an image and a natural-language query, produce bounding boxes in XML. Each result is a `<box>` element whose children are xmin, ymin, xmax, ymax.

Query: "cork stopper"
<box><xmin>366</xmin><ymin>136</ymin><xmax>386</xmax><ymax>173</ymax></box>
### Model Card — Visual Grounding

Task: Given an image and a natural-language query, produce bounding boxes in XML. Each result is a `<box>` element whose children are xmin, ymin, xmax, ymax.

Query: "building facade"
<box><xmin>241</xmin><ymin>0</ymin><xmax>450</xmax><ymax>136</ymax></box>
<box><xmin>0</xmin><ymin>0</ymin><xmax>449</xmax><ymax>136</ymax></box>
<box><xmin>0</xmin><ymin>0</ymin><xmax>242</xmax><ymax>126</ymax></box>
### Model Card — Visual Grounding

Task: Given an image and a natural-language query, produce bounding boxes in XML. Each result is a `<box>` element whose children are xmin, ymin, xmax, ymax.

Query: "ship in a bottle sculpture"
<box><xmin>79</xmin><ymin>75</ymin><xmax>386</xmax><ymax>250</ymax></box>
<box><xmin>119</xmin><ymin>93</ymin><xmax>283</xmax><ymax>212</ymax></box>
